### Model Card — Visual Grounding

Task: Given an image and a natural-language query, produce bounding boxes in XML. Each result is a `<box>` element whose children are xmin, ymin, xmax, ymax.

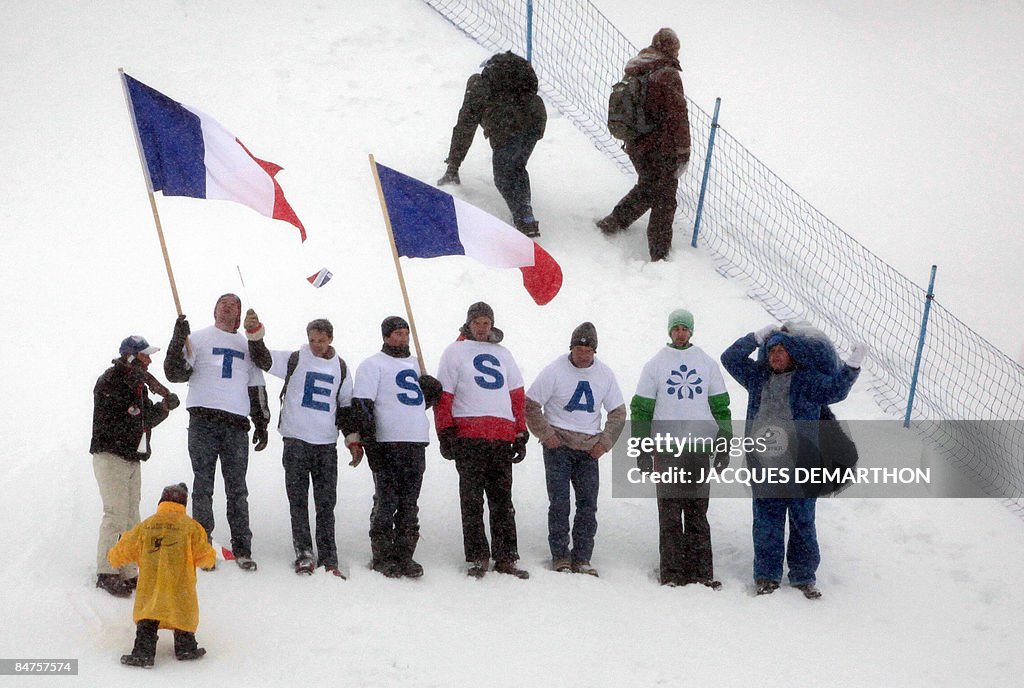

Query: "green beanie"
<box><xmin>667</xmin><ymin>308</ymin><xmax>694</xmax><ymax>336</ymax></box>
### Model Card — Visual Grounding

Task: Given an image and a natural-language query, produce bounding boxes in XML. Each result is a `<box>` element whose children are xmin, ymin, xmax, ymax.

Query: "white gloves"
<box><xmin>847</xmin><ymin>342</ymin><xmax>868</xmax><ymax>368</ymax></box>
<box><xmin>754</xmin><ymin>324</ymin><xmax>778</xmax><ymax>345</ymax></box>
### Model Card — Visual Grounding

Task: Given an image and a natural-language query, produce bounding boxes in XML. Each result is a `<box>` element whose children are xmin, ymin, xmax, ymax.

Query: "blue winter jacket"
<box><xmin>721</xmin><ymin>331</ymin><xmax>859</xmax><ymax>487</ymax></box>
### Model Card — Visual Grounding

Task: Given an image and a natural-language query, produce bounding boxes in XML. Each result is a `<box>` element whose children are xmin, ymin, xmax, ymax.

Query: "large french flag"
<box><xmin>374</xmin><ymin>162</ymin><xmax>562</xmax><ymax>305</ymax></box>
<box><xmin>123</xmin><ymin>73</ymin><xmax>306</xmax><ymax>241</ymax></box>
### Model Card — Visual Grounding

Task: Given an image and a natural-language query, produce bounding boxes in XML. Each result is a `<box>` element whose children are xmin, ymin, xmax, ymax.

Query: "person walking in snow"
<box><xmin>631</xmin><ymin>309</ymin><xmax>732</xmax><ymax>588</ymax></box>
<box><xmin>163</xmin><ymin>294</ymin><xmax>270</xmax><ymax>572</ymax></box>
<box><xmin>352</xmin><ymin>316</ymin><xmax>442</xmax><ymax>579</ymax></box>
<box><xmin>109</xmin><ymin>483</ymin><xmax>216</xmax><ymax>668</ymax></box>
<box><xmin>435</xmin><ymin>302</ymin><xmax>531</xmax><ymax>579</ymax></box>
<box><xmin>246</xmin><ymin>315</ymin><xmax>363</xmax><ymax>578</ymax></box>
<box><xmin>91</xmin><ymin>335</ymin><xmax>180</xmax><ymax>597</ymax></box>
<box><xmin>596</xmin><ymin>28</ymin><xmax>690</xmax><ymax>261</ymax></box>
<box><xmin>437</xmin><ymin>51</ymin><xmax>547</xmax><ymax>237</ymax></box>
<box><xmin>721</xmin><ymin>322</ymin><xmax>866</xmax><ymax>599</ymax></box>
<box><xmin>525</xmin><ymin>322</ymin><xmax>626</xmax><ymax>577</ymax></box>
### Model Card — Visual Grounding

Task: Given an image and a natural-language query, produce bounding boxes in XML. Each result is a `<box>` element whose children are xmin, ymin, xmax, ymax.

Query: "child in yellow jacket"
<box><xmin>108</xmin><ymin>483</ymin><xmax>216</xmax><ymax>668</ymax></box>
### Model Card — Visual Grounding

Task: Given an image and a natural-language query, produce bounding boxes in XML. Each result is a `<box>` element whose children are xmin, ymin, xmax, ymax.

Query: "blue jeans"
<box><xmin>752</xmin><ymin>497</ymin><xmax>819</xmax><ymax>585</ymax></box>
<box><xmin>492</xmin><ymin>131</ymin><xmax>540</xmax><ymax>223</ymax></box>
<box><xmin>543</xmin><ymin>445</ymin><xmax>599</xmax><ymax>562</ymax></box>
<box><xmin>188</xmin><ymin>414</ymin><xmax>251</xmax><ymax>556</ymax></box>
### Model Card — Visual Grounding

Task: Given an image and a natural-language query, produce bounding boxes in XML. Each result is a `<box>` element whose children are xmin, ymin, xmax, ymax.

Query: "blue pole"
<box><xmin>526</xmin><ymin>0</ymin><xmax>533</xmax><ymax>62</ymax></box>
<box><xmin>904</xmin><ymin>265</ymin><xmax>938</xmax><ymax>428</ymax></box>
<box><xmin>691</xmin><ymin>97</ymin><xmax>721</xmax><ymax>248</ymax></box>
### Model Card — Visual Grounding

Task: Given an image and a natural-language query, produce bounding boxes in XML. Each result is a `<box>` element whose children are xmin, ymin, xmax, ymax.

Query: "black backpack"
<box><xmin>481</xmin><ymin>51</ymin><xmax>538</xmax><ymax>99</ymax></box>
<box><xmin>608</xmin><ymin>72</ymin><xmax>655</xmax><ymax>143</ymax></box>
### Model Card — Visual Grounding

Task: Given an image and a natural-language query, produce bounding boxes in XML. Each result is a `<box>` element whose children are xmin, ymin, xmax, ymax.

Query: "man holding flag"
<box><xmin>164</xmin><ymin>294</ymin><xmax>270</xmax><ymax>572</ymax></box>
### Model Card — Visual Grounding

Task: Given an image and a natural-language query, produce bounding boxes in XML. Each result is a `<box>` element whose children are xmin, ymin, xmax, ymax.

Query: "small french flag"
<box><xmin>307</xmin><ymin>268</ymin><xmax>333</xmax><ymax>288</ymax></box>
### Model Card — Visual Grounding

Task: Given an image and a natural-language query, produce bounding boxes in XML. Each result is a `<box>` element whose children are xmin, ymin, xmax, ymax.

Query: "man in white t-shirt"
<box><xmin>164</xmin><ymin>294</ymin><xmax>269</xmax><ymax>572</ymax></box>
<box><xmin>525</xmin><ymin>322</ymin><xmax>626</xmax><ymax>577</ymax></box>
<box><xmin>630</xmin><ymin>308</ymin><xmax>732</xmax><ymax>588</ymax></box>
<box><xmin>435</xmin><ymin>302</ymin><xmax>530</xmax><ymax>579</ymax></box>
<box><xmin>352</xmin><ymin>316</ymin><xmax>442</xmax><ymax>579</ymax></box>
<box><xmin>248</xmin><ymin>316</ymin><xmax>363</xmax><ymax>578</ymax></box>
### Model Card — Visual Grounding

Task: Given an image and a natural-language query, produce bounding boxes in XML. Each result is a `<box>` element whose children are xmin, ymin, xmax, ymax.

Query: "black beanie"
<box><xmin>381</xmin><ymin>316</ymin><xmax>410</xmax><ymax>339</ymax></box>
<box><xmin>466</xmin><ymin>301</ymin><xmax>494</xmax><ymax>325</ymax></box>
<box><xmin>570</xmin><ymin>322</ymin><xmax>598</xmax><ymax>350</ymax></box>
<box><xmin>159</xmin><ymin>482</ymin><xmax>188</xmax><ymax>506</ymax></box>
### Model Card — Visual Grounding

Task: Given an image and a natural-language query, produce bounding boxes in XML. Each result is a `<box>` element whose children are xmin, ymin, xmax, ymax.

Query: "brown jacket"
<box><xmin>623</xmin><ymin>47</ymin><xmax>690</xmax><ymax>160</ymax></box>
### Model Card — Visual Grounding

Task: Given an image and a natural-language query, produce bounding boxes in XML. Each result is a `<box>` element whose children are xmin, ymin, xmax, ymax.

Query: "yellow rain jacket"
<box><xmin>108</xmin><ymin>501</ymin><xmax>216</xmax><ymax>632</ymax></box>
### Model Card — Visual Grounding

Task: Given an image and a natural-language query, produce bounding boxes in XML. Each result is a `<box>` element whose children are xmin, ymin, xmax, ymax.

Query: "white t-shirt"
<box><xmin>267</xmin><ymin>345</ymin><xmax>352</xmax><ymax>445</ymax></box>
<box><xmin>353</xmin><ymin>352</ymin><xmax>430</xmax><ymax>443</ymax></box>
<box><xmin>184</xmin><ymin>325</ymin><xmax>265</xmax><ymax>416</ymax></box>
<box><xmin>527</xmin><ymin>354</ymin><xmax>624</xmax><ymax>435</ymax></box>
<box><xmin>437</xmin><ymin>339</ymin><xmax>524</xmax><ymax>422</ymax></box>
<box><xmin>635</xmin><ymin>345</ymin><xmax>727</xmax><ymax>440</ymax></box>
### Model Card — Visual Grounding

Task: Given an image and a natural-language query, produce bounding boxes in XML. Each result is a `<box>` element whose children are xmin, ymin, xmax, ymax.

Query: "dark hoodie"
<box><xmin>90</xmin><ymin>359</ymin><xmax>171</xmax><ymax>461</ymax></box>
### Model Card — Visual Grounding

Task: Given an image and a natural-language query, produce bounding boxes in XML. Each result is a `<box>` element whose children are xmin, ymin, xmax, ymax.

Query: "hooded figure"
<box><xmin>108</xmin><ymin>483</ymin><xmax>217</xmax><ymax>666</ymax></box>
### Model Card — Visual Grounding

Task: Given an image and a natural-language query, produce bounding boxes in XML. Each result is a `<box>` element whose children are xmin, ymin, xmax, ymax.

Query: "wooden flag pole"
<box><xmin>119</xmin><ymin>68</ymin><xmax>186</xmax><ymax>317</ymax></box>
<box><xmin>368</xmin><ymin>154</ymin><xmax>428</xmax><ymax>375</ymax></box>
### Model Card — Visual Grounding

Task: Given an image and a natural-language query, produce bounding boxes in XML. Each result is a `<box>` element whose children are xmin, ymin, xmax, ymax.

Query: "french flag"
<box><xmin>123</xmin><ymin>73</ymin><xmax>306</xmax><ymax>241</ymax></box>
<box><xmin>307</xmin><ymin>268</ymin><xmax>333</xmax><ymax>288</ymax></box>
<box><xmin>374</xmin><ymin>162</ymin><xmax>562</xmax><ymax>305</ymax></box>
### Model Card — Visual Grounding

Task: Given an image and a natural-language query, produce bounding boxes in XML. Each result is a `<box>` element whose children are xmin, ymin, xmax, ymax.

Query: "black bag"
<box><xmin>818</xmin><ymin>406</ymin><xmax>859</xmax><ymax>496</ymax></box>
<box><xmin>608</xmin><ymin>73</ymin><xmax>654</xmax><ymax>143</ymax></box>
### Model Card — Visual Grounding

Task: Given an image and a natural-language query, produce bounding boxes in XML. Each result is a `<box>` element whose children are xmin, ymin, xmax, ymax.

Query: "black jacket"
<box><xmin>90</xmin><ymin>360</ymin><xmax>170</xmax><ymax>462</ymax></box>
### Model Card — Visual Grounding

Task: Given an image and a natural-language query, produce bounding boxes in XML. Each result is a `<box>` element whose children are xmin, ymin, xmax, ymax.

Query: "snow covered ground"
<box><xmin>2</xmin><ymin>1</ymin><xmax>1023</xmax><ymax>685</ymax></box>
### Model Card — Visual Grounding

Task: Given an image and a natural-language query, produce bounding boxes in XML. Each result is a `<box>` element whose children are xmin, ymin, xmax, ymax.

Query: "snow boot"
<box><xmin>466</xmin><ymin>559</ymin><xmax>489</xmax><ymax>579</ymax></box>
<box><xmin>324</xmin><ymin>565</ymin><xmax>347</xmax><ymax>579</ymax></box>
<box><xmin>552</xmin><ymin>557</ymin><xmax>572</xmax><ymax>573</ymax></box>
<box><xmin>120</xmin><ymin>653</ymin><xmax>154</xmax><ymax>668</ymax></box>
<box><xmin>571</xmin><ymin>560</ymin><xmax>599</xmax><ymax>577</ymax></box>
<box><xmin>596</xmin><ymin>215</ymin><xmax>626</xmax><ymax>235</ymax></box>
<box><xmin>756</xmin><ymin>579</ymin><xmax>780</xmax><ymax>596</ymax></box>
<box><xmin>372</xmin><ymin>558</ymin><xmax>401</xmax><ymax>578</ymax></box>
<box><xmin>176</xmin><ymin>648</ymin><xmax>207</xmax><ymax>661</ymax></box>
<box><xmin>97</xmin><ymin>574</ymin><xmax>132</xmax><ymax>598</ymax></box>
<box><xmin>235</xmin><ymin>555</ymin><xmax>258</xmax><ymax>572</ymax></box>
<box><xmin>398</xmin><ymin>559</ymin><xmax>424</xmax><ymax>578</ymax></box>
<box><xmin>295</xmin><ymin>553</ymin><xmax>315</xmax><ymax>575</ymax></box>
<box><xmin>494</xmin><ymin>560</ymin><xmax>530</xmax><ymax>579</ymax></box>
<box><xmin>795</xmin><ymin>583</ymin><xmax>822</xmax><ymax>600</ymax></box>
<box><xmin>516</xmin><ymin>219</ymin><xmax>541</xmax><ymax>238</ymax></box>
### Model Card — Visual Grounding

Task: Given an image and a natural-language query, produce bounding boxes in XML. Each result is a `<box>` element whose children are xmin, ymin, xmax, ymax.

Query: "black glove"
<box><xmin>438</xmin><ymin>428</ymin><xmax>456</xmax><ymax>461</ymax></box>
<box><xmin>637</xmin><ymin>452</ymin><xmax>654</xmax><ymax>474</ymax></box>
<box><xmin>511</xmin><ymin>433</ymin><xmax>528</xmax><ymax>463</ymax></box>
<box><xmin>418</xmin><ymin>374</ymin><xmax>442</xmax><ymax>408</ymax></box>
<box><xmin>163</xmin><ymin>393</ymin><xmax>181</xmax><ymax>411</ymax></box>
<box><xmin>171</xmin><ymin>314</ymin><xmax>190</xmax><ymax>346</ymax></box>
<box><xmin>252</xmin><ymin>421</ymin><xmax>269</xmax><ymax>452</ymax></box>
<box><xmin>712</xmin><ymin>452</ymin><xmax>730</xmax><ymax>472</ymax></box>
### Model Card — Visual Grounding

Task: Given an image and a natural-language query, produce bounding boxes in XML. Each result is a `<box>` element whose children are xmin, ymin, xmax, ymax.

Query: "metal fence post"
<box><xmin>904</xmin><ymin>265</ymin><xmax>938</xmax><ymax>427</ymax></box>
<box><xmin>691</xmin><ymin>97</ymin><xmax>721</xmax><ymax>248</ymax></box>
<box><xmin>526</xmin><ymin>0</ymin><xmax>533</xmax><ymax>62</ymax></box>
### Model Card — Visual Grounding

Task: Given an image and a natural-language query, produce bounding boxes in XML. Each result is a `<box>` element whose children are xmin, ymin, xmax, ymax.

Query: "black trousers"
<box><xmin>367</xmin><ymin>442</ymin><xmax>426</xmax><ymax>565</ymax></box>
<box><xmin>610</xmin><ymin>150</ymin><xmax>680</xmax><ymax>260</ymax></box>
<box><xmin>282</xmin><ymin>438</ymin><xmax>339</xmax><ymax>567</ymax></box>
<box><xmin>657</xmin><ymin>497</ymin><xmax>714</xmax><ymax>584</ymax></box>
<box><xmin>453</xmin><ymin>438</ymin><xmax>518</xmax><ymax>563</ymax></box>
<box><xmin>131</xmin><ymin>619</ymin><xmax>199</xmax><ymax>659</ymax></box>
